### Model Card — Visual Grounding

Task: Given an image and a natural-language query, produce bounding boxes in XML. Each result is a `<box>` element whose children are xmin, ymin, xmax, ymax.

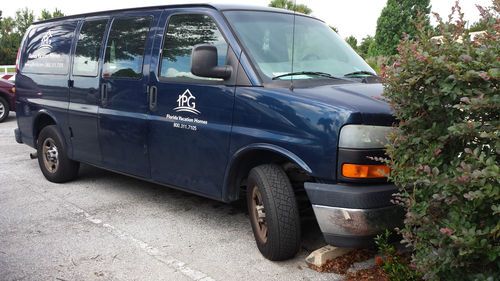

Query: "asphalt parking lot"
<box><xmin>0</xmin><ymin>113</ymin><xmax>353</xmax><ymax>281</ymax></box>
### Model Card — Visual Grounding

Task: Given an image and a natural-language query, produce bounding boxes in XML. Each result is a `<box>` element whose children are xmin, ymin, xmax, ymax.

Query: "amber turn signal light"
<box><xmin>342</xmin><ymin>164</ymin><xmax>390</xmax><ymax>178</ymax></box>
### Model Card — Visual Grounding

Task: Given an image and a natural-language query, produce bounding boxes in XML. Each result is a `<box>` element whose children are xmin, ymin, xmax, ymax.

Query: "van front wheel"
<box><xmin>37</xmin><ymin>125</ymin><xmax>79</xmax><ymax>183</ymax></box>
<box><xmin>247</xmin><ymin>164</ymin><xmax>301</xmax><ymax>261</ymax></box>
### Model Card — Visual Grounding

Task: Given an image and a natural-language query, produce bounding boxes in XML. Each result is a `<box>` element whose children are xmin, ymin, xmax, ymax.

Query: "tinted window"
<box><xmin>160</xmin><ymin>14</ymin><xmax>227</xmax><ymax>81</ymax></box>
<box><xmin>103</xmin><ymin>17</ymin><xmax>151</xmax><ymax>79</ymax></box>
<box><xmin>73</xmin><ymin>19</ymin><xmax>107</xmax><ymax>77</ymax></box>
<box><xmin>22</xmin><ymin>22</ymin><xmax>77</xmax><ymax>75</ymax></box>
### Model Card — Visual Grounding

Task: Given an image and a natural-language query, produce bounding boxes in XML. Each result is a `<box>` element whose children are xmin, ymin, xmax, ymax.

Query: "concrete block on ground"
<box><xmin>305</xmin><ymin>245</ymin><xmax>352</xmax><ymax>267</ymax></box>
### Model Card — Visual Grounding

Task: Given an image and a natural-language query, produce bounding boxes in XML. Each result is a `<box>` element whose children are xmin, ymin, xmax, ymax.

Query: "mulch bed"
<box><xmin>345</xmin><ymin>266</ymin><xmax>389</xmax><ymax>281</ymax></box>
<box><xmin>307</xmin><ymin>248</ymin><xmax>389</xmax><ymax>281</ymax></box>
<box><xmin>307</xmin><ymin>249</ymin><xmax>375</xmax><ymax>274</ymax></box>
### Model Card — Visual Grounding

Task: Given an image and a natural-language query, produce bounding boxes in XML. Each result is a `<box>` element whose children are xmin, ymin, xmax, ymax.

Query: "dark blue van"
<box><xmin>14</xmin><ymin>4</ymin><xmax>401</xmax><ymax>261</ymax></box>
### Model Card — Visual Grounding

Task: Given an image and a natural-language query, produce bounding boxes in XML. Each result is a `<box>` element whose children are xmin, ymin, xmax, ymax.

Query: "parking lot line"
<box><xmin>26</xmin><ymin>184</ymin><xmax>216</xmax><ymax>281</ymax></box>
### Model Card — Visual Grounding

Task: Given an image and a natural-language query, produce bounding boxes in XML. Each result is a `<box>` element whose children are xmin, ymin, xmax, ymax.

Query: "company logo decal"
<box><xmin>174</xmin><ymin>89</ymin><xmax>200</xmax><ymax>115</ymax></box>
<box><xmin>167</xmin><ymin>89</ymin><xmax>207</xmax><ymax>131</ymax></box>
<box><xmin>40</xmin><ymin>30</ymin><xmax>53</xmax><ymax>50</ymax></box>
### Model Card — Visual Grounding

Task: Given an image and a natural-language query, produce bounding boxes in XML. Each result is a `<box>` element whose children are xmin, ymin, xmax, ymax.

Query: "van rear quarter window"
<box><xmin>22</xmin><ymin>21</ymin><xmax>77</xmax><ymax>75</ymax></box>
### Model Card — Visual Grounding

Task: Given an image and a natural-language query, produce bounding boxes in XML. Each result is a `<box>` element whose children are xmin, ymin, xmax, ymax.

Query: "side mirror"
<box><xmin>191</xmin><ymin>44</ymin><xmax>232</xmax><ymax>79</ymax></box>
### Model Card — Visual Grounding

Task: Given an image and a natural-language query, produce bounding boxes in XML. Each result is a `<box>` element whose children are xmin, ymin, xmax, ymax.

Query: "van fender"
<box><xmin>222</xmin><ymin>143</ymin><xmax>312</xmax><ymax>202</ymax></box>
<box><xmin>32</xmin><ymin>109</ymin><xmax>64</xmax><ymax>146</ymax></box>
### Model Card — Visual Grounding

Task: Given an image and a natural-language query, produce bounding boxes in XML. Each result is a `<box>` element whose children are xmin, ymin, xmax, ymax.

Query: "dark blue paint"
<box><xmin>68</xmin><ymin>18</ymin><xmax>109</xmax><ymax>164</ymax></box>
<box><xmin>98</xmin><ymin>11</ymin><xmax>162</xmax><ymax>178</ymax></box>
<box><xmin>16</xmin><ymin>5</ymin><xmax>394</xmax><ymax>203</ymax></box>
<box><xmin>16</xmin><ymin>19</ymin><xmax>78</xmax><ymax>151</ymax></box>
<box><xmin>147</xmin><ymin>8</ymin><xmax>236</xmax><ymax>197</ymax></box>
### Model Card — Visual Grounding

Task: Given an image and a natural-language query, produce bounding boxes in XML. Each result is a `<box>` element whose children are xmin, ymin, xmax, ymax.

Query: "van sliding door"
<box><xmin>98</xmin><ymin>11</ymin><xmax>161</xmax><ymax>177</ymax></box>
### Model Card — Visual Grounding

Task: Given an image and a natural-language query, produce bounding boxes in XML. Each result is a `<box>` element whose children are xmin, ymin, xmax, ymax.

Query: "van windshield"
<box><xmin>224</xmin><ymin>11</ymin><xmax>374</xmax><ymax>81</ymax></box>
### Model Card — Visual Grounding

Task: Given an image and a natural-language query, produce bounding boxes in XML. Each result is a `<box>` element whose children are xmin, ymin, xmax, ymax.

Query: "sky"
<box><xmin>1</xmin><ymin>0</ymin><xmax>493</xmax><ymax>41</ymax></box>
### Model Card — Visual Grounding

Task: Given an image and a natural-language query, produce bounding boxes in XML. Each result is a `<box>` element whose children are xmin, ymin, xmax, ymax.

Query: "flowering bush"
<box><xmin>382</xmin><ymin>2</ymin><xmax>499</xmax><ymax>280</ymax></box>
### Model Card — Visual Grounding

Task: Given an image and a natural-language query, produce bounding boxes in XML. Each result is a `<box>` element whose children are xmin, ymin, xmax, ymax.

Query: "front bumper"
<box><xmin>304</xmin><ymin>182</ymin><xmax>403</xmax><ymax>248</ymax></box>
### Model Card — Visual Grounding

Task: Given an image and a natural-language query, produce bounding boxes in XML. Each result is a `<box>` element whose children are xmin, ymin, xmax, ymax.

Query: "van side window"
<box><xmin>103</xmin><ymin>17</ymin><xmax>152</xmax><ymax>79</ymax></box>
<box><xmin>22</xmin><ymin>22</ymin><xmax>77</xmax><ymax>75</ymax></box>
<box><xmin>159</xmin><ymin>14</ymin><xmax>228</xmax><ymax>81</ymax></box>
<box><xmin>73</xmin><ymin>19</ymin><xmax>107</xmax><ymax>77</ymax></box>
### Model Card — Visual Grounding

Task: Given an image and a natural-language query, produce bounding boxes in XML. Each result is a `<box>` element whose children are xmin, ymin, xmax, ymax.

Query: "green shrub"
<box><xmin>366</xmin><ymin>56</ymin><xmax>390</xmax><ymax>74</ymax></box>
<box><xmin>382</xmin><ymin>2</ymin><xmax>500</xmax><ymax>280</ymax></box>
<box><xmin>375</xmin><ymin>230</ymin><xmax>422</xmax><ymax>281</ymax></box>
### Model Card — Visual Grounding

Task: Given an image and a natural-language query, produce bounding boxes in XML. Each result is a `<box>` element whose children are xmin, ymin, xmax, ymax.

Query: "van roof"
<box><xmin>34</xmin><ymin>3</ymin><xmax>306</xmax><ymax>25</ymax></box>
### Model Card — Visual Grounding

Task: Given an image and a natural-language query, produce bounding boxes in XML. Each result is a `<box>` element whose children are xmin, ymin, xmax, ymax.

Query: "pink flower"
<box><xmin>479</xmin><ymin>72</ymin><xmax>490</xmax><ymax>81</ymax></box>
<box><xmin>440</xmin><ymin>227</ymin><xmax>454</xmax><ymax>236</ymax></box>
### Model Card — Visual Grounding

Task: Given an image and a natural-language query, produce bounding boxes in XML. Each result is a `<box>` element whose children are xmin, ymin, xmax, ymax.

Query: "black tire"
<box><xmin>37</xmin><ymin>125</ymin><xmax>79</xmax><ymax>183</ymax></box>
<box><xmin>247</xmin><ymin>164</ymin><xmax>301</xmax><ymax>261</ymax></box>
<box><xmin>0</xmin><ymin>96</ymin><xmax>9</xmax><ymax>123</ymax></box>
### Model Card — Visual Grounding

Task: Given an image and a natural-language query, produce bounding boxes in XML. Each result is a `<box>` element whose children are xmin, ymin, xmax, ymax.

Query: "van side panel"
<box><xmin>148</xmin><ymin>8</ymin><xmax>236</xmax><ymax>198</ymax></box>
<box><xmin>229</xmin><ymin>87</ymin><xmax>362</xmax><ymax>182</ymax></box>
<box><xmin>16</xmin><ymin>21</ymin><xmax>79</xmax><ymax>150</ymax></box>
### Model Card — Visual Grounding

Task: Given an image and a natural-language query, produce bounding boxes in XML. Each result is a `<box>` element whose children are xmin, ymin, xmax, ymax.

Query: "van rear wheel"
<box><xmin>247</xmin><ymin>164</ymin><xmax>301</xmax><ymax>261</ymax></box>
<box><xmin>37</xmin><ymin>125</ymin><xmax>79</xmax><ymax>183</ymax></box>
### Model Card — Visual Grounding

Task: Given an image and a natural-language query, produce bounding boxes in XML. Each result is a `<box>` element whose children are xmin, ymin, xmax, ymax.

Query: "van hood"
<box><xmin>292</xmin><ymin>82</ymin><xmax>395</xmax><ymax>126</ymax></box>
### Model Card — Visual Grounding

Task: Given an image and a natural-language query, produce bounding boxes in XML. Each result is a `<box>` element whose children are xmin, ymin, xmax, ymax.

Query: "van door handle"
<box><xmin>101</xmin><ymin>84</ymin><xmax>108</xmax><ymax>106</ymax></box>
<box><xmin>149</xmin><ymin>85</ymin><xmax>157</xmax><ymax>112</ymax></box>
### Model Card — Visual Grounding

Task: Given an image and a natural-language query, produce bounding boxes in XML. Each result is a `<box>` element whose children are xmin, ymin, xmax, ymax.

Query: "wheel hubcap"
<box><xmin>0</xmin><ymin>103</ymin><xmax>5</xmax><ymax>118</ymax></box>
<box><xmin>42</xmin><ymin>138</ymin><xmax>59</xmax><ymax>173</ymax></box>
<box><xmin>251</xmin><ymin>186</ymin><xmax>267</xmax><ymax>243</ymax></box>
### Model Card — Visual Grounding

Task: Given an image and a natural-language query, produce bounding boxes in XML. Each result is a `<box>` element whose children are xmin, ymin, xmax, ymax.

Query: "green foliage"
<box><xmin>14</xmin><ymin>8</ymin><xmax>34</xmax><ymax>37</ymax></box>
<box><xmin>330</xmin><ymin>25</ymin><xmax>338</xmax><ymax>33</ymax></box>
<box><xmin>0</xmin><ymin>11</ymin><xmax>22</xmax><ymax>64</ymax></box>
<box><xmin>39</xmin><ymin>8</ymin><xmax>65</xmax><ymax>21</ymax></box>
<box><xmin>268</xmin><ymin>0</ymin><xmax>312</xmax><ymax>15</ymax></box>
<box><xmin>345</xmin><ymin>35</ymin><xmax>358</xmax><ymax>52</ymax></box>
<box><xmin>373</xmin><ymin>0</ymin><xmax>431</xmax><ymax>56</ymax></box>
<box><xmin>358</xmin><ymin>35</ymin><xmax>375</xmax><ymax>58</ymax></box>
<box><xmin>375</xmin><ymin>230</ymin><xmax>422</xmax><ymax>281</ymax></box>
<box><xmin>365</xmin><ymin>56</ymin><xmax>388</xmax><ymax>74</ymax></box>
<box><xmin>469</xmin><ymin>20</ymin><xmax>488</xmax><ymax>32</ymax></box>
<box><xmin>382</xmin><ymin>2</ymin><xmax>500</xmax><ymax>280</ymax></box>
<box><xmin>0</xmin><ymin>8</ymin><xmax>64</xmax><ymax>64</ymax></box>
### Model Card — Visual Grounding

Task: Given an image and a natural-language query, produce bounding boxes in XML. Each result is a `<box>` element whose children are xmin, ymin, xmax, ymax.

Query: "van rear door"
<box><xmin>16</xmin><ymin>20</ymin><xmax>78</xmax><ymax>148</ymax></box>
<box><xmin>98</xmin><ymin>11</ymin><xmax>161</xmax><ymax>177</ymax></box>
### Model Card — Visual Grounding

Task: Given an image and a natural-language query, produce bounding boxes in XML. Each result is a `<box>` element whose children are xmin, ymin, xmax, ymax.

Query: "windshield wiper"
<box><xmin>272</xmin><ymin>71</ymin><xmax>342</xmax><ymax>80</ymax></box>
<box><xmin>344</xmin><ymin>71</ymin><xmax>378</xmax><ymax>77</ymax></box>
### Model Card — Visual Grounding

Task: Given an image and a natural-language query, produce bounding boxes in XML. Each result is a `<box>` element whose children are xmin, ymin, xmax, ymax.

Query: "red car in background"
<box><xmin>0</xmin><ymin>78</ymin><xmax>15</xmax><ymax>122</ymax></box>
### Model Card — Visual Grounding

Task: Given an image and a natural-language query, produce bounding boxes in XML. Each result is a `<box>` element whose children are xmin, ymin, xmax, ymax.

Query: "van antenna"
<box><xmin>290</xmin><ymin>0</ymin><xmax>297</xmax><ymax>91</ymax></box>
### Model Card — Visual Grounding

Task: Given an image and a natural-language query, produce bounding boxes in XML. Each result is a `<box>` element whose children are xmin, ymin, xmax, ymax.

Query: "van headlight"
<box><xmin>339</xmin><ymin>125</ymin><xmax>392</xmax><ymax>149</ymax></box>
<box><xmin>338</xmin><ymin>125</ymin><xmax>393</xmax><ymax>179</ymax></box>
